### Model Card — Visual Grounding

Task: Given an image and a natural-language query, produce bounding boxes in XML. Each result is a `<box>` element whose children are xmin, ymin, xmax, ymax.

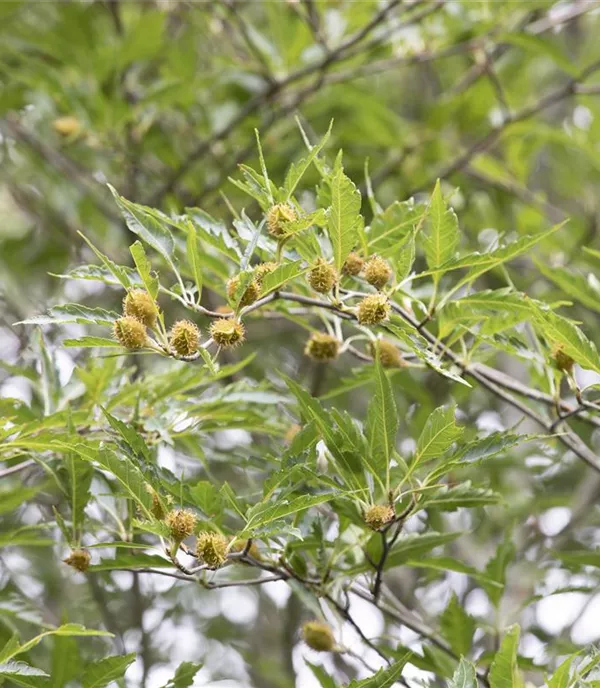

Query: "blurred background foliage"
<box><xmin>3</xmin><ymin>1</ymin><xmax>600</xmax><ymax>687</ymax></box>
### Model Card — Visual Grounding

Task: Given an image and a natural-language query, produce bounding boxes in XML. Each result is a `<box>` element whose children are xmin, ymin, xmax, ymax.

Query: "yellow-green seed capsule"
<box><xmin>302</xmin><ymin>621</ymin><xmax>335</xmax><ymax>652</ymax></box>
<box><xmin>227</xmin><ymin>275</ymin><xmax>260</xmax><ymax>308</ymax></box>
<box><xmin>196</xmin><ymin>532</ymin><xmax>229</xmax><ymax>568</ymax></box>
<box><xmin>146</xmin><ymin>484</ymin><xmax>168</xmax><ymax>520</ymax></box>
<box><xmin>123</xmin><ymin>289</ymin><xmax>158</xmax><ymax>328</ymax></box>
<box><xmin>304</xmin><ymin>333</ymin><xmax>340</xmax><ymax>362</ymax></box>
<box><xmin>53</xmin><ymin>116</ymin><xmax>82</xmax><ymax>137</ymax></box>
<box><xmin>364</xmin><ymin>504</ymin><xmax>395</xmax><ymax>530</ymax></box>
<box><xmin>210</xmin><ymin>318</ymin><xmax>245</xmax><ymax>348</ymax></box>
<box><xmin>364</xmin><ymin>255</ymin><xmax>392</xmax><ymax>290</ymax></box>
<box><xmin>113</xmin><ymin>316</ymin><xmax>148</xmax><ymax>349</ymax></box>
<box><xmin>169</xmin><ymin>320</ymin><xmax>200</xmax><ymax>356</ymax></box>
<box><xmin>165</xmin><ymin>509</ymin><xmax>197</xmax><ymax>542</ymax></box>
<box><xmin>357</xmin><ymin>294</ymin><xmax>390</xmax><ymax>326</ymax></box>
<box><xmin>342</xmin><ymin>252</ymin><xmax>364</xmax><ymax>276</ymax></box>
<box><xmin>371</xmin><ymin>340</ymin><xmax>404</xmax><ymax>368</ymax></box>
<box><xmin>63</xmin><ymin>548</ymin><xmax>91</xmax><ymax>572</ymax></box>
<box><xmin>266</xmin><ymin>204</ymin><xmax>297</xmax><ymax>238</ymax></box>
<box><xmin>308</xmin><ymin>259</ymin><xmax>337</xmax><ymax>294</ymax></box>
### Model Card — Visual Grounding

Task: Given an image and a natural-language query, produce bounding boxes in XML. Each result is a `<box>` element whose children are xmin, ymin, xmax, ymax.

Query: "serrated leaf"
<box><xmin>368</xmin><ymin>200</ymin><xmax>424</xmax><ymax>255</ymax></box>
<box><xmin>130</xmin><ymin>241</ymin><xmax>159</xmax><ymax>299</ymax></box>
<box><xmin>77</xmin><ymin>233</ymin><xmax>131</xmax><ymax>290</ymax></box>
<box><xmin>347</xmin><ymin>651</ymin><xmax>410</xmax><ymax>687</ymax></box>
<box><xmin>185</xmin><ymin>222</ymin><xmax>203</xmax><ymax>300</ymax></box>
<box><xmin>284</xmin><ymin>120</ymin><xmax>332</xmax><ymax>200</ymax></box>
<box><xmin>415</xmin><ymin>406</ymin><xmax>463</xmax><ymax>465</ymax></box>
<box><xmin>440</xmin><ymin>594</ymin><xmax>475</xmax><ymax>656</ymax></box>
<box><xmin>424</xmin><ymin>180</ymin><xmax>459</xmax><ymax>272</ymax></box>
<box><xmin>452</xmin><ymin>432</ymin><xmax>532</xmax><ymax>464</ymax></box>
<box><xmin>366</xmin><ymin>360</ymin><xmax>398</xmax><ymax>485</ymax></box>
<box><xmin>17</xmin><ymin>305</ymin><xmax>120</xmax><ymax>327</ymax></box>
<box><xmin>258</xmin><ymin>261</ymin><xmax>306</xmax><ymax>296</ymax></box>
<box><xmin>242</xmin><ymin>493</ymin><xmax>342</xmax><ymax>535</ymax></box>
<box><xmin>327</xmin><ymin>164</ymin><xmax>362</xmax><ymax>271</ymax></box>
<box><xmin>81</xmin><ymin>654</ymin><xmax>136</xmax><ymax>688</ymax></box>
<box><xmin>547</xmin><ymin>652</ymin><xmax>580</xmax><ymax>688</ymax></box>
<box><xmin>0</xmin><ymin>661</ymin><xmax>50</xmax><ymax>688</ymax></box>
<box><xmin>63</xmin><ymin>337</ymin><xmax>123</xmax><ymax>348</ymax></box>
<box><xmin>489</xmin><ymin>625</ymin><xmax>523</xmax><ymax>688</ymax></box>
<box><xmin>449</xmin><ymin>658</ymin><xmax>477</xmax><ymax>688</ymax></box>
<box><xmin>483</xmin><ymin>535</ymin><xmax>515</xmax><ymax>607</ymax></box>
<box><xmin>6</xmin><ymin>625</ymin><xmax>112</xmax><ymax>663</ymax></box>
<box><xmin>88</xmin><ymin>554</ymin><xmax>172</xmax><ymax>572</ymax></box>
<box><xmin>160</xmin><ymin>661</ymin><xmax>203</xmax><ymax>688</ymax></box>
<box><xmin>109</xmin><ymin>185</ymin><xmax>178</xmax><ymax>271</ymax></box>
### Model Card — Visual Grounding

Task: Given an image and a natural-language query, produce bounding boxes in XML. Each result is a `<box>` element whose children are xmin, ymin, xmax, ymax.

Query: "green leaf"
<box><xmin>489</xmin><ymin>625</ymin><xmax>523</xmax><ymax>688</ymax></box>
<box><xmin>366</xmin><ymin>360</ymin><xmax>398</xmax><ymax>485</ymax></box>
<box><xmin>284</xmin><ymin>120</ymin><xmax>332</xmax><ymax>200</ymax></box>
<box><xmin>6</xmin><ymin>625</ymin><xmax>112</xmax><ymax>662</ymax></box>
<box><xmin>130</xmin><ymin>240</ymin><xmax>159</xmax><ymax>299</ymax></box>
<box><xmin>501</xmin><ymin>33</ymin><xmax>579</xmax><ymax>77</ymax></box>
<box><xmin>81</xmin><ymin>654</ymin><xmax>136</xmax><ymax>688</ymax></box>
<box><xmin>63</xmin><ymin>337</ymin><xmax>123</xmax><ymax>348</ymax></box>
<box><xmin>258</xmin><ymin>261</ymin><xmax>306</xmax><ymax>297</ymax></box>
<box><xmin>532</xmin><ymin>306</ymin><xmax>600</xmax><ymax>374</ymax></box>
<box><xmin>109</xmin><ymin>185</ymin><xmax>178</xmax><ymax>272</ymax></box>
<box><xmin>448</xmin><ymin>658</ymin><xmax>477</xmax><ymax>688</ymax></box>
<box><xmin>88</xmin><ymin>554</ymin><xmax>172</xmax><ymax>572</ymax></box>
<box><xmin>17</xmin><ymin>305</ymin><xmax>120</xmax><ymax>327</ymax></box>
<box><xmin>160</xmin><ymin>661</ymin><xmax>203</xmax><ymax>688</ymax></box>
<box><xmin>0</xmin><ymin>662</ymin><xmax>50</xmax><ymax>688</ymax></box>
<box><xmin>424</xmin><ymin>180</ymin><xmax>459</xmax><ymax>272</ymax></box>
<box><xmin>185</xmin><ymin>221</ymin><xmax>203</xmax><ymax>300</ymax></box>
<box><xmin>327</xmin><ymin>162</ymin><xmax>362</xmax><ymax>271</ymax></box>
<box><xmin>101</xmin><ymin>407</ymin><xmax>152</xmax><ymax>462</ymax></box>
<box><xmin>347</xmin><ymin>651</ymin><xmax>410</xmax><ymax>687</ymax></box>
<box><xmin>243</xmin><ymin>493</ymin><xmax>342</xmax><ymax>535</ymax></box>
<box><xmin>483</xmin><ymin>535</ymin><xmax>515</xmax><ymax>607</ymax></box>
<box><xmin>440</xmin><ymin>594</ymin><xmax>475</xmax><ymax>656</ymax></box>
<box><xmin>535</xmin><ymin>261</ymin><xmax>600</xmax><ymax>314</ymax></box>
<box><xmin>452</xmin><ymin>432</ymin><xmax>531</xmax><ymax>464</ymax></box>
<box><xmin>415</xmin><ymin>406</ymin><xmax>463</xmax><ymax>464</ymax></box>
<box><xmin>367</xmin><ymin>200</ymin><xmax>424</xmax><ymax>256</ymax></box>
<box><xmin>547</xmin><ymin>652</ymin><xmax>580</xmax><ymax>688</ymax></box>
<box><xmin>77</xmin><ymin>232</ymin><xmax>131</xmax><ymax>290</ymax></box>
<box><xmin>423</xmin><ymin>482</ymin><xmax>501</xmax><ymax>510</ymax></box>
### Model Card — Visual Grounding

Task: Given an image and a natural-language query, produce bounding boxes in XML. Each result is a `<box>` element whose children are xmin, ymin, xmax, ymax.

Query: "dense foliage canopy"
<box><xmin>3</xmin><ymin>2</ymin><xmax>600</xmax><ymax>688</ymax></box>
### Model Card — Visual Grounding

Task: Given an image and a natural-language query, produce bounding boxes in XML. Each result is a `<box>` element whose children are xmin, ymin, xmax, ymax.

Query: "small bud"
<box><xmin>210</xmin><ymin>318</ymin><xmax>245</xmax><ymax>348</ymax></box>
<box><xmin>357</xmin><ymin>294</ymin><xmax>390</xmax><ymax>326</ymax></box>
<box><xmin>302</xmin><ymin>621</ymin><xmax>335</xmax><ymax>652</ymax></box>
<box><xmin>364</xmin><ymin>255</ymin><xmax>392</xmax><ymax>290</ymax></box>
<box><xmin>63</xmin><ymin>548</ymin><xmax>91</xmax><ymax>573</ymax></box>
<box><xmin>285</xmin><ymin>423</ymin><xmax>301</xmax><ymax>444</ymax></box>
<box><xmin>196</xmin><ymin>532</ymin><xmax>229</xmax><ymax>568</ymax></box>
<box><xmin>552</xmin><ymin>345</ymin><xmax>575</xmax><ymax>374</ymax></box>
<box><xmin>254</xmin><ymin>262</ymin><xmax>278</xmax><ymax>285</ymax></box>
<box><xmin>267</xmin><ymin>204</ymin><xmax>297</xmax><ymax>238</ymax></box>
<box><xmin>308</xmin><ymin>259</ymin><xmax>337</xmax><ymax>294</ymax></box>
<box><xmin>364</xmin><ymin>504</ymin><xmax>395</xmax><ymax>530</ymax></box>
<box><xmin>123</xmin><ymin>289</ymin><xmax>158</xmax><ymax>328</ymax></box>
<box><xmin>169</xmin><ymin>320</ymin><xmax>200</xmax><ymax>357</ymax></box>
<box><xmin>342</xmin><ymin>252</ymin><xmax>364</xmax><ymax>276</ymax></box>
<box><xmin>216</xmin><ymin>305</ymin><xmax>234</xmax><ymax>315</ymax></box>
<box><xmin>305</xmin><ymin>332</ymin><xmax>340</xmax><ymax>362</ymax></box>
<box><xmin>227</xmin><ymin>275</ymin><xmax>260</xmax><ymax>308</ymax></box>
<box><xmin>165</xmin><ymin>509</ymin><xmax>197</xmax><ymax>542</ymax></box>
<box><xmin>229</xmin><ymin>538</ymin><xmax>262</xmax><ymax>562</ymax></box>
<box><xmin>371</xmin><ymin>340</ymin><xmax>404</xmax><ymax>368</ymax></box>
<box><xmin>113</xmin><ymin>316</ymin><xmax>148</xmax><ymax>349</ymax></box>
<box><xmin>53</xmin><ymin>116</ymin><xmax>82</xmax><ymax>137</ymax></box>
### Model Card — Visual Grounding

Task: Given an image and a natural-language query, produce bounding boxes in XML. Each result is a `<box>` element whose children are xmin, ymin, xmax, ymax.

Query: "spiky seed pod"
<box><xmin>342</xmin><ymin>252</ymin><xmax>364</xmax><ymax>276</ymax></box>
<box><xmin>196</xmin><ymin>532</ymin><xmax>229</xmax><ymax>568</ymax></box>
<box><xmin>63</xmin><ymin>548</ymin><xmax>91</xmax><ymax>573</ymax></box>
<box><xmin>169</xmin><ymin>320</ymin><xmax>200</xmax><ymax>357</ymax></box>
<box><xmin>302</xmin><ymin>621</ymin><xmax>335</xmax><ymax>652</ymax></box>
<box><xmin>266</xmin><ymin>204</ymin><xmax>297</xmax><ymax>237</ymax></box>
<box><xmin>552</xmin><ymin>345</ymin><xmax>575</xmax><ymax>374</ymax></box>
<box><xmin>308</xmin><ymin>260</ymin><xmax>337</xmax><ymax>294</ymax></box>
<box><xmin>357</xmin><ymin>294</ymin><xmax>390</xmax><ymax>326</ymax></box>
<box><xmin>53</xmin><ymin>116</ymin><xmax>81</xmax><ymax>136</ymax></box>
<box><xmin>305</xmin><ymin>333</ymin><xmax>340</xmax><ymax>362</ymax></box>
<box><xmin>227</xmin><ymin>275</ymin><xmax>260</xmax><ymax>308</ymax></box>
<box><xmin>229</xmin><ymin>538</ymin><xmax>262</xmax><ymax>562</ymax></box>
<box><xmin>364</xmin><ymin>255</ymin><xmax>392</xmax><ymax>290</ymax></box>
<box><xmin>285</xmin><ymin>423</ymin><xmax>301</xmax><ymax>444</ymax></box>
<box><xmin>210</xmin><ymin>318</ymin><xmax>245</xmax><ymax>348</ymax></box>
<box><xmin>254</xmin><ymin>262</ymin><xmax>278</xmax><ymax>285</ymax></box>
<box><xmin>123</xmin><ymin>289</ymin><xmax>158</xmax><ymax>328</ymax></box>
<box><xmin>165</xmin><ymin>509</ymin><xmax>197</xmax><ymax>542</ymax></box>
<box><xmin>364</xmin><ymin>504</ymin><xmax>395</xmax><ymax>530</ymax></box>
<box><xmin>113</xmin><ymin>316</ymin><xmax>148</xmax><ymax>349</ymax></box>
<box><xmin>371</xmin><ymin>340</ymin><xmax>404</xmax><ymax>369</ymax></box>
<box><xmin>146</xmin><ymin>484</ymin><xmax>167</xmax><ymax>520</ymax></box>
